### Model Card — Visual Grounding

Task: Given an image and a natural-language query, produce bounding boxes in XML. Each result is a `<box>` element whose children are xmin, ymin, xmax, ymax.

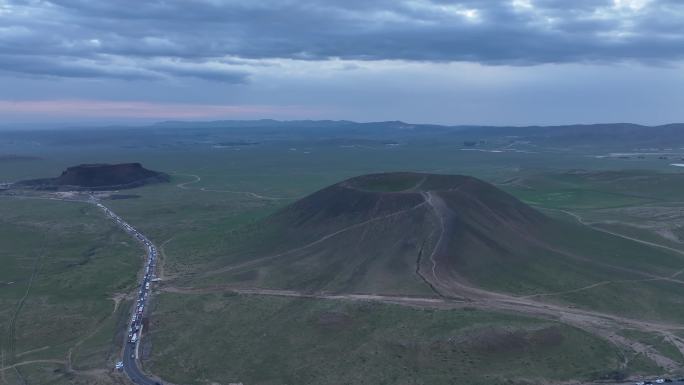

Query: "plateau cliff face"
<box><xmin>17</xmin><ymin>163</ymin><xmax>169</xmax><ymax>190</ymax></box>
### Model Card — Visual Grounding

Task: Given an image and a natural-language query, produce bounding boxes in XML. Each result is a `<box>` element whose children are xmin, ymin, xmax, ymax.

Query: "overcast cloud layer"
<box><xmin>1</xmin><ymin>0</ymin><xmax>683</xmax><ymax>125</ymax></box>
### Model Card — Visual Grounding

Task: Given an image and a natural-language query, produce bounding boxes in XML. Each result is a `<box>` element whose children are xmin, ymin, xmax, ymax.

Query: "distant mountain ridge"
<box><xmin>5</xmin><ymin>120</ymin><xmax>684</xmax><ymax>149</ymax></box>
<box><xmin>150</xmin><ymin>120</ymin><xmax>684</xmax><ymax>147</ymax></box>
<box><xmin>152</xmin><ymin>119</ymin><xmax>684</xmax><ymax>131</ymax></box>
<box><xmin>152</xmin><ymin>119</ymin><xmax>680</xmax><ymax>127</ymax></box>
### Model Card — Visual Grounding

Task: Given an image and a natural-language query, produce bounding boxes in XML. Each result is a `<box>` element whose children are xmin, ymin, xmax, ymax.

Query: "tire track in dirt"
<box><xmin>159</xmin><ymin>282</ymin><xmax>684</xmax><ymax>370</ymax></box>
<box><xmin>521</xmin><ymin>208</ymin><xmax>684</xmax><ymax>294</ymax></box>
<box><xmin>156</xmin><ymin>237</ymin><xmax>175</xmax><ymax>281</ymax></box>
<box><xmin>14</xmin><ymin>346</ymin><xmax>50</xmax><ymax>359</ymax></box>
<box><xmin>0</xmin><ymin>359</ymin><xmax>66</xmax><ymax>372</ymax></box>
<box><xmin>558</xmin><ymin>209</ymin><xmax>684</xmax><ymax>279</ymax></box>
<box><xmin>472</xmin><ymin>192</ymin><xmax>684</xmax><ymax>285</ymax></box>
<box><xmin>4</xmin><ymin>247</ymin><xmax>43</xmax><ymax>385</ymax></box>
<box><xmin>558</xmin><ymin>209</ymin><xmax>684</xmax><ymax>260</ymax></box>
<box><xmin>174</xmin><ymin>173</ymin><xmax>201</xmax><ymax>189</ymax></box>
<box><xmin>520</xmin><ymin>277</ymin><xmax>665</xmax><ymax>299</ymax></box>
<box><xmin>66</xmin><ymin>293</ymin><xmax>123</xmax><ymax>372</ymax></box>
<box><xmin>161</xmin><ymin>285</ymin><xmax>447</xmax><ymax>307</ymax></box>
<box><xmin>174</xmin><ymin>173</ymin><xmax>294</xmax><ymax>201</ymax></box>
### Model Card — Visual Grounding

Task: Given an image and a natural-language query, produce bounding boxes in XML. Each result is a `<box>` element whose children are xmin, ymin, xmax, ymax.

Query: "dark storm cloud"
<box><xmin>1</xmin><ymin>0</ymin><xmax>683</xmax><ymax>80</ymax></box>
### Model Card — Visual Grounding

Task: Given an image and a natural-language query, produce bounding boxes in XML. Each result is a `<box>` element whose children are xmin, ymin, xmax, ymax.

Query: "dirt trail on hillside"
<box><xmin>168</xmin><ymin>188</ymin><xmax>684</xmax><ymax>373</ymax></box>
<box><xmin>0</xmin><ymin>359</ymin><xmax>66</xmax><ymax>372</ymax></box>
<box><xmin>161</xmin><ymin>281</ymin><xmax>684</xmax><ymax>371</ymax></box>
<box><xmin>559</xmin><ymin>209</ymin><xmax>684</xmax><ymax>259</ymax></box>
<box><xmin>182</xmin><ymin>191</ymin><xmax>684</xmax><ymax>371</ymax></box>
<box><xmin>203</xmin><ymin>200</ymin><xmax>430</xmax><ymax>277</ymax></box>
<box><xmin>428</xmin><ymin>191</ymin><xmax>684</xmax><ymax>287</ymax></box>
<box><xmin>538</xmin><ymin>209</ymin><xmax>684</xmax><ymax>284</ymax></box>
<box><xmin>162</xmin><ymin>286</ymin><xmax>447</xmax><ymax>307</ymax></box>
<box><xmin>420</xmin><ymin>192</ymin><xmax>451</xmax><ymax>293</ymax></box>
<box><xmin>156</xmin><ymin>237</ymin><xmax>175</xmax><ymax>281</ymax></box>
<box><xmin>419</xmin><ymin>193</ymin><xmax>684</xmax><ymax>371</ymax></box>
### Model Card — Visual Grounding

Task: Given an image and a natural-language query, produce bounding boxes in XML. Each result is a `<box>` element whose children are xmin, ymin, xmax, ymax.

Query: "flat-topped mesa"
<box><xmin>16</xmin><ymin>163</ymin><xmax>169</xmax><ymax>191</ymax></box>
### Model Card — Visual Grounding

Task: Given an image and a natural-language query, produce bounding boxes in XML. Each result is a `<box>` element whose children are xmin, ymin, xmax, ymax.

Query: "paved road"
<box><xmin>122</xmin><ymin>342</ymin><xmax>157</xmax><ymax>385</ymax></box>
<box><xmin>93</xmin><ymin>199</ymin><xmax>162</xmax><ymax>385</ymax></box>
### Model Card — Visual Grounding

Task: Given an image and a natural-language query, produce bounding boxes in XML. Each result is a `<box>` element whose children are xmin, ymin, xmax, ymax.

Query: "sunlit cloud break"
<box><xmin>0</xmin><ymin>100</ymin><xmax>320</xmax><ymax>120</ymax></box>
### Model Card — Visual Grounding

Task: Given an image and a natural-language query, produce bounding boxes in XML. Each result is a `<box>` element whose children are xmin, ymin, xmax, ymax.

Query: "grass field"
<box><xmin>502</xmin><ymin>170</ymin><xmax>684</xmax><ymax>209</ymax></box>
<box><xmin>618</xmin><ymin>329</ymin><xmax>684</xmax><ymax>364</ymax></box>
<box><xmin>3</xmin><ymin>128</ymin><xmax>684</xmax><ymax>384</ymax></box>
<box><xmin>146</xmin><ymin>293</ymin><xmax>638</xmax><ymax>385</ymax></box>
<box><xmin>0</xmin><ymin>198</ymin><xmax>140</xmax><ymax>384</ymax></box>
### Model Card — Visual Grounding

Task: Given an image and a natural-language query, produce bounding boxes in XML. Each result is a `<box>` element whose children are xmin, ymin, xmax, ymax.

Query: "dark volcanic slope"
<box><xmin>17</xmin><ymin>163</ymin><xmax>169</xmax><ymax>190</ymax></box>
<box><xmin>280</xmin><ymin>172</ymin><xmax>544</xmax><ymax>241</ymax></box>
<box><xmin>210</xmin><ymin>172</ymin><xmax>684</xmax><ymax>300</ymax></box>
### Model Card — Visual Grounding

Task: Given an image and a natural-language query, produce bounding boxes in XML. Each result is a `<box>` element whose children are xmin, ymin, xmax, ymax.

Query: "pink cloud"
<box><xmin>0</xmin><ymin>100</ymin><xmax>321</xmax><ymax>120</ymax></box>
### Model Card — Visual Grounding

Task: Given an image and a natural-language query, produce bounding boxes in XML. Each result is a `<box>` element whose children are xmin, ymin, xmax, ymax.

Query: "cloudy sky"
<box><xmin>1</xmin><ymin>0</ymin><xmax>683</xmax><ymax>125</ymax></box>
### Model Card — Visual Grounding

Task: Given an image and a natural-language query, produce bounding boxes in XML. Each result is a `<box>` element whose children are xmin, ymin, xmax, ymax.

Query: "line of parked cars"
<box><xmin>94</xmin><ymin>202</ymin><xmax>157</xmax><ymax>349</ymax></box>
<box><xmin>636</xmin><ymin>378</ymin><xmax>681</xmax><ymax>384</ymax></box>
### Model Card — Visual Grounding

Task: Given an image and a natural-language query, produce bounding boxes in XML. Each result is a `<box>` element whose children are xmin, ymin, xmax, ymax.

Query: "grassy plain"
<box><xmin>147</xmin><ymin>293</ymin><xmax>634</xmax><ymax>385</ymax></box>
<box><xmin>3</xmin><ymin>127</ymin><xmax>684</xmax><ymax>383</ymax></box>
<box><xmin>0</xmin><ymin>198</ymin><xmax>140</xmax><ymax>384</ymax></box>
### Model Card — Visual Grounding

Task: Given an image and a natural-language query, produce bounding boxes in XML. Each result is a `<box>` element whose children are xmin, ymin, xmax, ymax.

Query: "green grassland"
<box><xmin>619</xmin><ymin>329</ymin><xmax>684</xmax><ymax>364</ymax></box>
<box><xmin>3</xmin><ymin>129</ymin><xmax>684</xmax><ymax>383</ymax></box>
<box><xmin>0</xmin><ymin>198</ymin><xmax>140</xmax><ymax>384</ymax></box>
<box><xmin>147</xmin><ymin>293</ymin><xmax>635</xmax><ymax>385</ymax></box>
<box><xmin>503</xmin><ymin>170</ymin><xmax>684</xmax><ymax>209</ymax></box>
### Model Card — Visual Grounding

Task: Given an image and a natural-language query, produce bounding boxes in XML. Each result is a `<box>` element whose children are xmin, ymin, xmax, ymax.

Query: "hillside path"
<box><xmin>418</xmin><ymin>191</ymin><xmax>684</xmax><ymax>372</ymax></box>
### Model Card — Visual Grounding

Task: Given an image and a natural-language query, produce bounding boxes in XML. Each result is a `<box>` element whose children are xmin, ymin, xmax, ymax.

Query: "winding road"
<box><xmin>92</xmin><ymin>199</ymin><xmax>164</xmax><ymax>385</ymax></box>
